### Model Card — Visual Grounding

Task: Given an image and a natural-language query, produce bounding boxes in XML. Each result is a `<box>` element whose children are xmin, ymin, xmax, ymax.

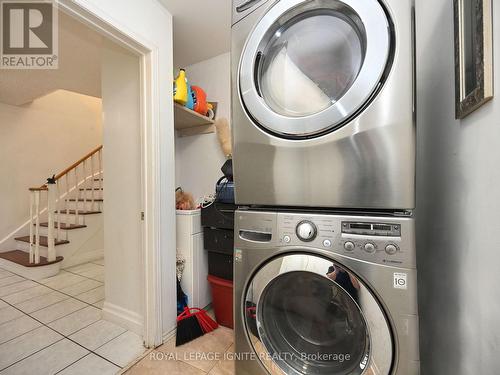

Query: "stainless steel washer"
<box><xmin>231</xmin><ymin>0</ymin><xmax>415</xmax><ymax>209</ymax></box>
<box><xmin>234</xmin><ymin>209</ymin><xmax>420</xmax><ymax>374</ymax></box>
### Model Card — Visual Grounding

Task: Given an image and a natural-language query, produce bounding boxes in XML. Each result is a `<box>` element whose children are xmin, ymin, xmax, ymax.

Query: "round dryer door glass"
<box><xmin>259</xmin><ymin>11</ymin><xmax>365</xmax><ymax>117</ymax></box>
<box><xmin>239</xmin><ymin>0</ymin><xmax>392</xmax><ymax>137</ymax></box>
<box><xmin>244</xmin><ymin>253</ymin><xmax>393</xmax><ymax>375</ymax></box>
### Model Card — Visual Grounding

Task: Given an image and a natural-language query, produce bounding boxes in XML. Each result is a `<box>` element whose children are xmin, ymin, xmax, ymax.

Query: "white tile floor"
<box><xmin>0</xmin><ymin>259</ymin><xmax>146</xmax><ymax>374</ymax></box>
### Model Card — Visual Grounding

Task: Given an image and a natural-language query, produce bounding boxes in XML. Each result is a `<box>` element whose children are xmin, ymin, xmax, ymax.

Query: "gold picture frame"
<box><xmin>454</xmin><ymin>0</ymin><xmax>493</xmax><ymax>119</ymax></box>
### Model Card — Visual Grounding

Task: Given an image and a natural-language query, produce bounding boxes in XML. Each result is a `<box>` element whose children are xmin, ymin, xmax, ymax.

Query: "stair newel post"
<box><xmin>90</xmin><ymin>154</ymin><xmax>96</xmax><ymax>212</ymax></box>
<box><xmin>29</xmin><ymin>191</ymin><xmax>34</xmax><ymax>264</ymax></box>
<box><xmin>34</xmin><ymin>190</ymin><xmax>40</xmax><ymax>264</ymax></box>
<box><xmin>46</xmin><ymin>177</ymin><xmax>56</xmax><ymax>262</ymax></box>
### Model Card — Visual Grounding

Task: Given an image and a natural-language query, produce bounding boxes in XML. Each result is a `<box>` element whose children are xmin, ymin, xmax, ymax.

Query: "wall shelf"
<box><xmin>174</xmin><ymin>102</ymin><xmax>215</xmax><ymax>137</ymax></box>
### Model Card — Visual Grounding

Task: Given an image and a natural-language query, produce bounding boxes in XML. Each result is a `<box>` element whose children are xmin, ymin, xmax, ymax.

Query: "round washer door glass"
<box><xmin>244</xmin><ymin>253</ymin><xmax>393</xmax><ymax>375</ymax></box>
<box><xmin>239</xmin><ymin>0</ymin><xmax>391</xmax><ymax>137</ymax></box>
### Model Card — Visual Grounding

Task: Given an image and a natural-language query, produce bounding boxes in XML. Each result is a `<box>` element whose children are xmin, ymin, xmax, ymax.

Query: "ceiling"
<box><xmin>1</xmin><ymin>2</ymin><xmax>232</xmax><ymax>105</ymax></box>
<box><xmin>158</xmin><ymin>0</ymin><xmax>231</xmax><ymax>68</ymax></box>
<box><xmin>0</xmin><ymin>12</ymin><xmax>102</xmax><ymax>106</ymax></box>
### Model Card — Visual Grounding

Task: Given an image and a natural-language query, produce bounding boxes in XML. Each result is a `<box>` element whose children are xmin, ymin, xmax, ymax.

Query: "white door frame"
<box><xmin>57</xmin><ymin>0</ymin><xmax>174</xmax><ymax>347</ymax></box>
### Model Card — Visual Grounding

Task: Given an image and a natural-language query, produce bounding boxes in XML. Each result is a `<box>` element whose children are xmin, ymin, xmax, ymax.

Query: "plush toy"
<box><xmin>215</xmin><ymin>118</ymin><xmax>232</xmax><ymax>158</ymax></box>
<box><xmin>175</xmin><ymin>188</ymin><xmax>195</xmax><ymax>210</ymax></box>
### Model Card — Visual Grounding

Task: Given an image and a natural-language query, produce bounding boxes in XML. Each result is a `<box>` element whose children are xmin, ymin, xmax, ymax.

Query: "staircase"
<box><xmin>0</xmin><ymin>146</ymin><xmax>104</xmax><ymax>280</ymax></box>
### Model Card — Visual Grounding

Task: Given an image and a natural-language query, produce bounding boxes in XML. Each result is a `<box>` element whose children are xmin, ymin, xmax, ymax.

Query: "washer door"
<box><xmin>239</xmin><ymin>0</ymin><xmax>392</xmax><ymax>138</ymax></box>
<box><xmin>244</xmin><ymin>253</ymin><xmax>393</xmax><ymax>375</ymax></box>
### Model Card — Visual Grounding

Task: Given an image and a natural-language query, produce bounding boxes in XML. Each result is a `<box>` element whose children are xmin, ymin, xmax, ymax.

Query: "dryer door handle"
<box><xmin>236</xmin><ymin>0</ymin><xmax>264</xmax><ymax>13</ymax></box>
<box><xmin>239</xmin><ymin>230</ymin><xmax>272</xmax><ymax>242</ymax></box>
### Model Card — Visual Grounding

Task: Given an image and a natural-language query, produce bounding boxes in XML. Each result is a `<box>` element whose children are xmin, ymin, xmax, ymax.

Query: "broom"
<box><xmin>176</xmin><ymin>307</ymin><xmax>219</xmax><ymax>346</ymax></box>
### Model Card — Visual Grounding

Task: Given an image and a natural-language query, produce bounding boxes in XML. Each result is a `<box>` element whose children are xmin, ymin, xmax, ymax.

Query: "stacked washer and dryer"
<box><xmin>230</xmin><ymin>0</ymin><xmax>419</xmax><ymax>374</ymax></box>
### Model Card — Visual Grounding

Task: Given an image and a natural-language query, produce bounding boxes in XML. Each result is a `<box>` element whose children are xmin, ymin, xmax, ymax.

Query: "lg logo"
<box><xmin>1</xmin><ymin>0</ymin><xmax>58</xmax><ymax>69</ymax></box>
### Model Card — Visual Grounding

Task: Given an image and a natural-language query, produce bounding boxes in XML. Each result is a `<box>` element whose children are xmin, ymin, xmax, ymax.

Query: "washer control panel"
<box><xmin>275</xmin><ymin>213</ymin><xmax>415</xmax><ymax>268</ymax></box>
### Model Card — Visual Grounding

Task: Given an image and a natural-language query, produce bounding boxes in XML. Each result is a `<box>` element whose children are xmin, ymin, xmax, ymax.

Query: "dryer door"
<box><xmin>244</xmin><ymin>253</ymin><xmax>393</xmax><ymax>375</ymax></box>
<box><xmin>239</xmin><ymin>0</ymin><xmax>392</xmax><ymax>138</ymax></box>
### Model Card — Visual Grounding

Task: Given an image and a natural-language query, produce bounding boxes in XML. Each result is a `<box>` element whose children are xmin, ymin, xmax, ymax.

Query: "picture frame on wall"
<box><xmin>454</xmin><ymin>0</ymin><xmax>493</xmax><ymax>119</ymax></box>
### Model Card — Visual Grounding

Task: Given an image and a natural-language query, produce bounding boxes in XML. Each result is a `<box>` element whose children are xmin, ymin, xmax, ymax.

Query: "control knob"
<box><xmin>296</xmin><ymin>221</ymin><xmax>317</xmax><ymax>242</ymax></box>
<box><xmin>344</xmin><ymin>241</ymin><xmax>355</xmax><ymax>251</ymax></box>
<box><xmin>385</xmin><ymin>244</ymin><xmax>398</xmax><ymax>255</ymax></box>
<box><xmin>364</xmin><ymin>243</ymin><xmax>376</xmax><ymax>253</ymax></box>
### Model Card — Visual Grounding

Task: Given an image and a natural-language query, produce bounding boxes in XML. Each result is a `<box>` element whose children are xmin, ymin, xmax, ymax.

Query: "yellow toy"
<box><xmin>173</xmin><ymin>69</ymin><xmax>188</xmax><ymax>105</ymax></box>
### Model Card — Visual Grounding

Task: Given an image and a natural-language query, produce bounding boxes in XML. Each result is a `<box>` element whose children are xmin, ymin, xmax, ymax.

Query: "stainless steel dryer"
<box><xmin>234</xmin><ymin>210</ymin><xmax>420</xmax><ymax>375</ymax></box>
<box><xmin>231</xmin><ymin>0</ymin><xmax>415</xmax><ymax>209</ymax></box>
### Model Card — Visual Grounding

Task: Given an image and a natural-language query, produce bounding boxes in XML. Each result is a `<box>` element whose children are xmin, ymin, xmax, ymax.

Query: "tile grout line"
<box><xmin>0</xmin><ymin>277</ymin><xmax>27</xmax><ymax>288</ymax></box>
<box><xmin>65</xmin><ymin>318</ymin><xmax>124</xmax><ymax>343</ymax></box>
<box><xmin>0</xmin><ymin>324</ymin><xmax>44</xmax><ymax>347</ymax></box>
<box><xmin>2</xmin><ymin>273</ymin><xmax>103</xmax><ymax>314</ymax></box>
<box><xmin>0</xmin><ymin>306</ymin><xmax>25</xmax><ymax>327</ymax></box>
<box><xmin>63</xmin><ymin>265</ymin><xmax>104</xmax><ymax>283</ymax></box>
<box><xmin>0</xmin><ymin>337</ymin><xmax>67</xmax><ymax>372</ymax></box>
<box><xmin>12</xmin><ymin>293</ymin><xmax>73</xmax><ymax>315</ymax></box>
<box><xmin>0</xmin><ymin>272</ymin><xmax>17</xmax><ymax>280</ymax></box>
<box><xmin>53</xmin><ymin>352</ymin><xmax>118</xmax><ymax>375</ymax></box>
<box><xmin>0</xmin><ymin>278</ymin><xmax>32</xmax><ymax>292</ymax></box>
<box><xmin>0</xmin><ymin>285</ymin><xmax>56</xmax><ymax>306</ymax></box>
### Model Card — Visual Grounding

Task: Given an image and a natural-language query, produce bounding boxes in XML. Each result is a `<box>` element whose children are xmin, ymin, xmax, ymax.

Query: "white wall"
<box><xmin>175</xmin><ymin>52</ymin><xmax>230</xmax><ymax>201</ymax></box>
<box><xmin>416</xmin><ymin>1</ymin><xmax>500</xmax><ymax>373</ymax></box>
<box><xmin>101</xmin><ymin>40</ymin><xmax>144</xmax><ymax>334</ymax></box>
<box><xmin>0</xmin><ymin>90</ymin><xmax>102</xmax><ymax>248</ymax></box>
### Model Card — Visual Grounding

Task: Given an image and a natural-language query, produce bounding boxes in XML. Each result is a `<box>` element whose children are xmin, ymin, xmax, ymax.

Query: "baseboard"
<box><xmin>102</xmin><ymin>301</ymin><xmax>144</xmax><ymax>335</ymax></box>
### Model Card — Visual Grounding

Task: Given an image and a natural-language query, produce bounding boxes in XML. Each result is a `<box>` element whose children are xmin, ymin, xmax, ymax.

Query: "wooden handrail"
<box><xmin>29</xmin><ymin>186</ymin><xmax>48</xmax><ymax>191</ymax></box>
<box><xmin>29</xmin><ymin>145</ymin><xmax>102</xmax><ymax>190</ymax></box>
<box><xmin>54</xmin><ymin>145</ymin><xmax>102</xmax><ymax>180</ymax></box>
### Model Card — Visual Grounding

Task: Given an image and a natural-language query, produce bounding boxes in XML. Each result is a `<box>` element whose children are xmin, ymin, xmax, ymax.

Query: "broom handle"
<box><xmin>177</xmin><ymin>307</ymin><xmax>205</xmax><ymax>321</ymax></box>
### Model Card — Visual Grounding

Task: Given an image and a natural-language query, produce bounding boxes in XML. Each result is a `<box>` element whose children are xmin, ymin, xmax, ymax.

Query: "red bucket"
<box><xmin>207</xmin><ymin>275</ymin><xmax>233</xmax><ymax>329</ymax></box>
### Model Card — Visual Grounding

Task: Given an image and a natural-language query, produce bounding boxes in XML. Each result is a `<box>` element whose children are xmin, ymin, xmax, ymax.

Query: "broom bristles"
<box><xmin>176</xmin><ymin>315</ymin><xmax>204</xmax><ymax>346</ymax></box>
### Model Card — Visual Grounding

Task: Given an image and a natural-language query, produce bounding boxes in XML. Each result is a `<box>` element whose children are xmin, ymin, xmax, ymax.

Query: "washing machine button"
<box><xmin>344</xmin><ymin>241</ymin><xmax>355</xmax><ymax>251</ymax></box>
<box><xmin>364</xmin><ymin>243</ymin><xmax>376</xmax><ymax>253</ymax></box>
<box><xmin>283</xmin><ymin>235</ymin><xmax>291</xmax><ymax>243</ymax></box>
<box><xmin>385</xmin><ymin>244</ymin><xmax>398</xmax><ymax>255</ymax></box>
<box><xmin>323</xmin><ymin>239</ymin><xmax>332</xmax><ymax>248</ymax></box>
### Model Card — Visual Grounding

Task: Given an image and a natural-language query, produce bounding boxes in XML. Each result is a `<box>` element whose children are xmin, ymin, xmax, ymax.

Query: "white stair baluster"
<box><xmin>98</xmin><ymin>149</ymin><xmax>102</xmax><ymax>200</ymax></box>
<box><xmin>65</xmin><ymin>174</ymin><xmax>70</xmax><ymax>229</ymax></box>
<box><xmin>74</xmin><ymin>168</ymin><xmax>79</xmax><ymax>224</ymax></box>
<box><xmin>91</xmin><ymin>154</ymin><xmax>96</xmax><ymax>211</ymax></box>
<box><xmin>34</xmin><ymin>191</ymin><xmax>40</xmax><ymax>264</ymax></box>
<box><xmin>56</xmin><ymin>180</ymin><xmax>61</xmax><ymax>240</ymax></box>
<box><xmin>29</xmin><ymin>191</ymin><xmax>34</xmax><ymax>264</ymax></box>
<box><xmin>83</xmin><ymin>159</ymin><xmax>88</xmax><ymax>222</ymax></box>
